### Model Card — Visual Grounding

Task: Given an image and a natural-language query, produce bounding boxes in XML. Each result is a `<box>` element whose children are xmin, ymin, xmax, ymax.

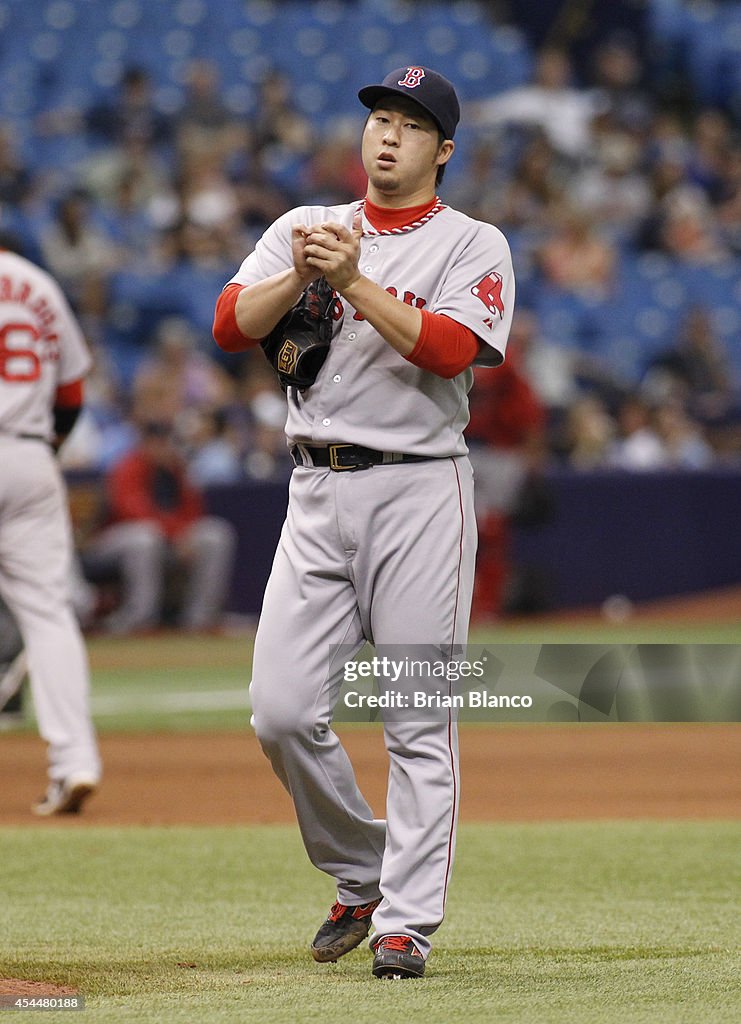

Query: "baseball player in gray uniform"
<box><xmin>214</xmin><ymin>67</ymin><xmax>514</xmax><ymax>978</ymax></box>
<box><xmin>0</xmin><ymin>234</ymin><xmax>101</xmax><ymax>814</ymax></box>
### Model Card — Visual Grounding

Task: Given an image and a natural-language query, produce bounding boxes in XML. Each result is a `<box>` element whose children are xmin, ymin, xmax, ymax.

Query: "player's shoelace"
<box><xmin>328</xmin><ymin>902</ymin><xmax>346</xmax><ymax>923</ymax></box>
<box><xmin>327</xmin><ymin>898</ymin><xmax>380</xmax><ymax>924</ymax></box>
<box><xmin>377</xmin><ymin>935</ymin><xmax>416</xmax><ymax>953</ymax></box>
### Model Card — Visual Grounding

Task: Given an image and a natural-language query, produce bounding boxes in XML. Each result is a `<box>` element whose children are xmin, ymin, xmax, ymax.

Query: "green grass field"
<box><xmin>2</xmin><ymin>822</ymin><xmax>740</xmax><ymax>1024</ymax></box>
<box><xmin>3</xmin><ymin>625</ymin><xmax>739</xmax><ymax>1022</ymax></box>
<box><xmin>35</xmin><ymin>621</ymin><xmax>741</xmax><ymax>733</ymax></box>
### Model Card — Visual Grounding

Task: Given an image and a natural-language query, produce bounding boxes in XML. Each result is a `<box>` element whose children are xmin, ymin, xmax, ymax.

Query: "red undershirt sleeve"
<box><xmin>54</xmin><ymin>379</ymin><xmax>83</xmax><ymax>406</ymax></box>
<box><xmin>213</xmin><ymin>283</ymin><xmax>263</xmax><ymax>352</ymax></box>
<box><xmin>53</xmin><ymin>378</ymin><xmax>84</xmax><ymax>443</ymax></box>
<box><xmin>406</xmin><ymin>310</ymin><xmax>480</xmax><ymax>379</ymax></box>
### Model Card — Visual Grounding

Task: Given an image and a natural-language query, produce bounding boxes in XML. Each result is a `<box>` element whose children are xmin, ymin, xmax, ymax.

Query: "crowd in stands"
<box><xmin>0</xmin><ymin>11</ymin><xmax>738</xmax><ymax>495</ymax></box>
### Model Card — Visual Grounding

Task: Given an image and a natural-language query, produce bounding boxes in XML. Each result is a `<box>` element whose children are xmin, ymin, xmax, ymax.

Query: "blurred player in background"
<box><xmin>0</xmin><ymin>231</ymin><xmax>101</xmax><ymax>814</ymax></box>
<box><xmin>80</xmin><ymin>415</ymin><xmax>237</xmax><ymax>634</ymax></box>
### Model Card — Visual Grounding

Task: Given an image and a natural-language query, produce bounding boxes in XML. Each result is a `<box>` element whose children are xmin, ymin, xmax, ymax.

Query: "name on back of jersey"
<box><xmin>0</xmin><ymin>273</ymin><xmax>61</xmax><ymax>384</ymax></box>
<box><xmin>0</xmin><ymin>274</ymin><xmax>59</xmax><ymax>344</ymax></box>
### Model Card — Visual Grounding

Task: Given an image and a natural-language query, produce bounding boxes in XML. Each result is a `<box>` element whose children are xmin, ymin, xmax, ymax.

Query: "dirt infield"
<box><xmin>3</xmin><ymin>724</ymin><xmax>740</xmax><ymax>825</ymax></box>
<box><xmin>0</xmin><ymin>979</ymin><xmax>79</xmax><ymax>998</ymax></box>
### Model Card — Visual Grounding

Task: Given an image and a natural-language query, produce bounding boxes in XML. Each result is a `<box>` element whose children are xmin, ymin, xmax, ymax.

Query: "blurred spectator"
<box><xmin>81</xmin><ymin>417</ymin><xmax>237</xmax><ymax>634</ymax></box>
<box><xmin>509</xmin><ymin>306</ymin><xmax>626</xmax><ymax>452</ymax></box>
<box><xmin>152</xmin><ymin>146</ymin><xmax>242</xmax><ymax>239</ymax></box>
<box><xmin>635</xmin><ymin>119</ymin><xmax>731</xmax><ymax>262</ymax></box>
<box><xmin>251</xmin><ymin>69</ymin><xmax>313</xmax><ymax>195</ymax></box>
<box><xmin>134</xmin><ymin>316</ymin><xmax>234</xmax><ymax>417</ymax></box>
<box><xmin>244</xmin><ymin>404</ymin><xmax>292</xmax><ymax>484</ymax></box>
<box><xmin>236</xmin><ymin>360</ymin><xmax>293</xmax><ymax>482</ymax></box>
<box><xmin>537</xmin><ymin>205</ymin><xmax>616</xmax><ymax>297</ymax></box>
<box><xmin>687</xmin><ymin>109</ymin><xmax>734</xmax><ymax>204</ymax></box>
<box><xmin>643</xmin><ymin>307</ymin><xmax>740</xmax><ymax>463</ymax></box>
<box><xmin>83</xmin><ymin>135</ymin><xmax>173</xmax><ymax>233</ymax></box>
<box><xmin>716</xmin><ymin>139</ymin><xmax>740</xmax><ymax>255</ymax></box>
<box><xmin>659</xmin><ymin>190</ymin><xmax>731</xmax><ymax>264</ymax></box>
<box><xmin>303</xmin><ymin>121</ymin><xmax>368</xmax><ymax>206</ymax></box>
<box><xmin>466</xmin><ymin>353</ymin><xmax>549</xmax><ymax>618</ymax></box>
<box><xmin>233</xmin><ymin>151</ymin><xmax>297</xmax><ymax>239</ymax></box>
<box><xmin>85</xmin><ymin>66</ymin><xmax>172</xmax><ymax>150</ymax></box>
<box><xmin>175</xmin><ymin>59</ymin><xmax>246</xmax><ymax>159</ymax></box>
<box><xmin>647</xmin><ymin>111</ymin><xmax>694</xmax><ymax>169</ymax></box>
<box><xmin>0</xmin><ymin>123</ymin><xmax>31</xmax><ymax>205</ymax></box>
<box><xmin>40</xmin><ymin>189</ymin><xmax>118</xmax><ymax>334</ymax></box>
<box><xmin>495</xmin><ymin>134</ymin><xmax>564</xmax><ymax>231</ymax></box>
<box><xmin>97</xmin><ymin>168</ymin><xmax>158</xmax><ymax>263</ymax></box>
<box><xmin>186</xmin><ymin>408</ymin><xmax>244</xmax><ymax>487</ymax></box>
<box><xmin>563</xmin><ymin>395</ymin><xmax>615</xmax><ymax>469</ymax></box>
<box><xmin>589</xmin><ymin>34</ymin><xmax>655</xmax><ymax>137</ymax></box>
<box><xmin>168</xmin><ymin>216</ymin><xmax>234</xmax><ymax>273</ymax></box>
<box><xmin>253</xmin><ymin>70</ymin><xmax>312</xmax><ymax>159</ymax></box>
<box><xmin>445</xmin><ymin>140</ymin><xmax>509</xmax><ymax>224</ymax></box>
<box><xmin>644</xmin><ymin>305</ymin><xmax>736</xmax><ymax>420</ymax></box>
<box><xmin>653</xmin><ymin>400</ymin><xmax>714</xmax><ymax>469</ymax></box>
<box><xmin>507</xmin><ymin>308</ymin><xmax>580</xmax><ymax>414</ymax></box>
<box><xmin>607</xmin><ymin>396</ymin><xmax>666</xmax><ymax>470</ymax></box>
<box><xmin>633</xmin><ymin>157</ymin><xmax>681</xmax><ymax>251</ymax></box>
<box><xmin>571</xmin><ymin>131</ymin><xmax>652</xmax><ymax>237</ymax></box>
<box><xmin>468</xmin><ymin>46</ymin><xmax>597</xmax><ymax>160</ymax></box>
<box><xmin>0</xmin><ymin>136</ymin><xmax>43</xmax><ymax>264</ymax></box>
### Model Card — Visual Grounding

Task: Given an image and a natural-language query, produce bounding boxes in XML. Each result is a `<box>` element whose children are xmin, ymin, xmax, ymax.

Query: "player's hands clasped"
<box><xmin>291</xmin><ymin>225</ymin><xmax>322</xmax><ymax>284</ymax></box>
<box><xmin>304</xmin><ymin>216</ymin><xmax>363</xmax><ymax>293</ymax></box>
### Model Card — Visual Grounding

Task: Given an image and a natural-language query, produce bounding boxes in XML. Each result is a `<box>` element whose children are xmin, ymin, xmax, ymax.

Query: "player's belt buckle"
<box><xmin>328</xmin><ymin>444</ymin><xmax>373</xmax><ymax>471</ymax></box>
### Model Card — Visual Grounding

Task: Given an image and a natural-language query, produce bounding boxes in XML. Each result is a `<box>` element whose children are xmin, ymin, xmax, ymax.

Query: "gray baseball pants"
<box><xmin>0</xmin><ymin>438</ymin><xmax>100</xmax><ymax>783</ymax></box>
<box><xmin>250</xmin><ymin>455</ymin><xmax>476</xmax><ymax>959</ymax></box>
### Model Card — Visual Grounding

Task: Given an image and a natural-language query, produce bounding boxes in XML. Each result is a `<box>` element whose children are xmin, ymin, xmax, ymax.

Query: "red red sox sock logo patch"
<box><xmin>398</xmin><ymin>67</ymin><xmax>426</xmax><ymax>88</ymax></box>
<box><xmin>471</xmin><ymin>271</ymin><xmax>505</xmax><ymax>328</ymax></box>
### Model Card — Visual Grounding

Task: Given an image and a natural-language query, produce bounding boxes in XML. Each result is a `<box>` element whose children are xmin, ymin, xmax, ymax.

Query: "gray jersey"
<box><xmin>229</xmin><ymin>201</ymin><xmax>514</xmax><ymax>456</ymax></box>
<box><xmin>0</xmin><ymin>250</ymin><xmax>92</xmax><ymax>441</ymax></box>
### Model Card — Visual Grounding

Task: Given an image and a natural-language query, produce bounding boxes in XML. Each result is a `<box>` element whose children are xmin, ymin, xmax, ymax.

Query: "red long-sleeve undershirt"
<box><xmin>409</xmin><ymin>311</ymin><xmax>479</xmax><ymax>379</ymax></box>
<box><xmin>213</xmin><ymin>283</ymin><xmax>260</xmax><ymax>352</ymax></box>
<box><xmin>212</xmin><ymin>197</ymin><xmax>480</xmax><ymax>378</ymax></box>
<box><xmin>53</xmin><ymin>378</ymin><xmax>84</xmax><ymax>440</ymax></box>
<box><xmin>55</xmin><ymin>379</ymin><xmax>83</xmax><ymax>407</ymax></box>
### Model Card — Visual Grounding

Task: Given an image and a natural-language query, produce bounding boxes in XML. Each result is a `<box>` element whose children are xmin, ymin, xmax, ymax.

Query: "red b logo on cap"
<box><xmin>398</xmin><ymin>67</ymin><xmax>425</xmax><ymax>89</ymax></box>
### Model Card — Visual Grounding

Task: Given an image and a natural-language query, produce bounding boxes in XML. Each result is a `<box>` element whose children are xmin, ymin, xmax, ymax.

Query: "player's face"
<box><xmin>361</xmin><ymin>98</ymin><xmax>454</xmax><ymax>204</ymax></box>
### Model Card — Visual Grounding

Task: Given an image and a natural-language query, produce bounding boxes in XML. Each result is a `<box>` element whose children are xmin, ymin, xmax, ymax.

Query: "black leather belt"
<box><xmin>0</xmin><ymin>431</ymin><xmax>47</xmax><ymax>443</ymax></box>
<box><xmin>291</xmin><ymin>443</ymin><xmax>433</xmax><ymax>472</ymax></box>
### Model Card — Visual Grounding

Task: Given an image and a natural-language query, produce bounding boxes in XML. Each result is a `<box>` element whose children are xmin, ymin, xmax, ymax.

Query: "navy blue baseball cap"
<box><xmin>358</xmin><ymin>66</ymin><xmax>460</xmax><ymax>140</ymax></box>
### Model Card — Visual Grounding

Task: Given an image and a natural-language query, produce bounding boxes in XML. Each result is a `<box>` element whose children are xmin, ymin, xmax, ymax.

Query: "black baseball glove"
<box><xmin>261</xmin><ymin>276</ymin><xmax>335</xmax><ymax>392</ymax></box>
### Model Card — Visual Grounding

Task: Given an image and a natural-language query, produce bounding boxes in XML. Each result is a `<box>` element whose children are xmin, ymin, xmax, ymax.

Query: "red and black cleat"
<box><xmin>310</xmin><ymin>899</ymin><xmax>382</xmax><ymax>963</ymax></box>
<box><xmin>372</xmin><ymin>934</ymin><xmax>426</xmax><ymax>979</ymax></box>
